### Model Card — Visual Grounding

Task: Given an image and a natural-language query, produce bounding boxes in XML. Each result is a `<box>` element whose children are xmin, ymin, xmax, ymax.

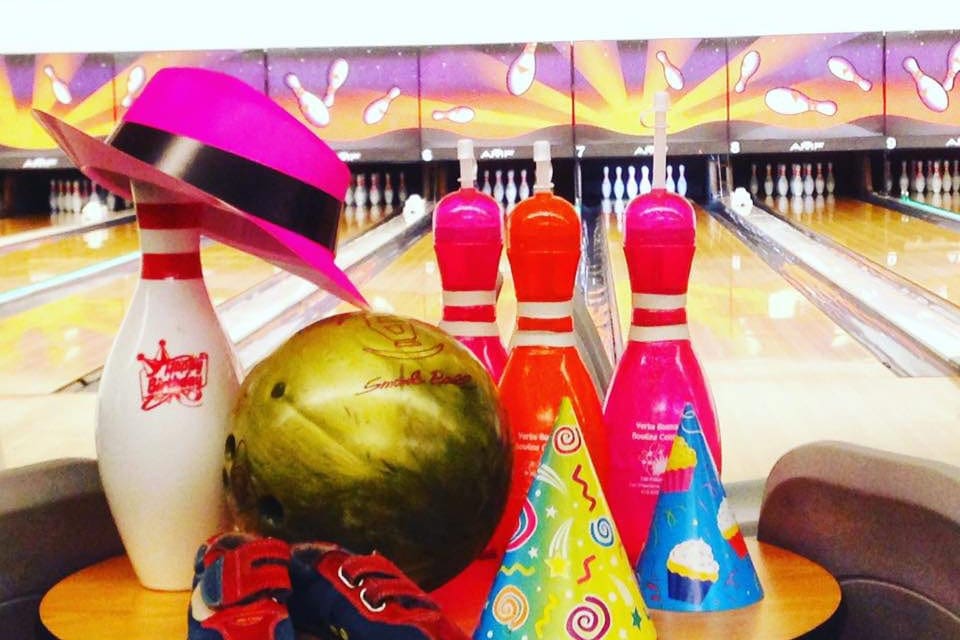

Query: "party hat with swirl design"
<box><xmin>473</xmin><ymin>397</ymin><xmax>657</xmax><ymax>640</ymax></box>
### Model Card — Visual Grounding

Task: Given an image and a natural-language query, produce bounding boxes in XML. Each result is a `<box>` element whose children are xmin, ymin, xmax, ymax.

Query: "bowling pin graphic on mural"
<box><xmin>827</xmin><ymin>56</ymin><xmax>872</xmax><ymax>91</ymax></box>
<box><xmin>284</xmin><ymin>72</ymin><xmax>330</xmax><ymax>127</ymax></box>
<box><xmin>121</xmin><ymin>66</ymin><xmax>147</xmax><ymax>108</ymax></box>
<box><xmin>506</xmin><ymin>42</ymin><xmax>537</xmax><ymax>96</ymax></box>
<box><xmin>765</xmin><ymin>87</ymin><xmax>837</xmax><ymax>116</ymax></box>
<box><xmin>604</xmin><ymin>92</ymin><xmax>722</xmax><ymax>565</ymax></box>
<box><xmin>99</xmin><ymin>182</ymin><xmax>240</xmax><ymax>589</ymax></box>
<box><xmin>902</xmin><ymin>57</ymin><xmax>949</xmax><ymax>113</ymax></box>
<box><xmin>943</xmin><ymin>41</ymin><xmax>960</xmax><ymax>91</ymax></box>
<box><xmin>363</xmin><ymin>86</ymin><xmax>401</xmax><ymax>125</ymax></box>
<box><xmin>734</xmin><ymin>50</ymin><xmax>760</xmax><ymax>93</ymax></box>
<box><xmin>43</xmin><ymin>64</ymin><xmax>72</xmax><ymax>105</ymax></box>
<box><xmin>656</xmin><ymin>50</ymin><xmax>685</xmax><ymax>90</ymax></box>
<box><xmin>323</xmin><ymin>58</ymin><xmax>349</xmax><ymax>107</ymax></box>
<box><xmin>433</xmin><ymin>105</ymin><xmax>476</xmax><ymax>124</ymax></box>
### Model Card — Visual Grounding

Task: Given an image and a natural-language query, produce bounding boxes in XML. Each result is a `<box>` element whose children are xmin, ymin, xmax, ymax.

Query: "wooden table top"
<box><xmin>40</xmin><ymin>538</ymin><xmax>840</xmax><ymax>640</ymax></box>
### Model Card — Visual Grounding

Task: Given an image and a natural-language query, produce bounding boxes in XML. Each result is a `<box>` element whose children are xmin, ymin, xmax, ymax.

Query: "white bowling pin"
<box><xmin>748</xmin><ymin>163</ymin><xmax>759</xmax><ymax>195</ymax></box>
<box><xmin>323</xmin><ymin>58</ymin><xmax>349</xmax><ymax>107</ymax></box>
<box><xmin>284</xmin><ymin>72</ymin><xmax>330</xmax><ymax>127</ymax></box>
<box><xmin>943</xmin><ymin>161</ymin><xmax>953</xmax><ymax>194</ymax></box>
<box><xmin>57</xmin><ymin>180</ymin><xmax>67</xmax><ymax>213</ymax></box>
<box><xmin>384</xmin><ymin>174</ymin><xmax>394</xmax><ymax>206</ymax></box>
<box><xmin>902</xmin><ymin>57</ymin><xmax>949</xmax><ymax>113</ymax></box>
<box><xmin>354</xmin><ymin>174</ymin><xmax>368</xmax><ymax>207</ymax></box>
<box><xmin>98</xmin><ymin>182</ymin><xmax>238</xmax><ymax>590</ymax></box>
<box><xmin>344</xmin><ymin>178</ymin><xmax>355</xmax><ymax>206</ymax></box>
<box><xmin>944</xmin><ymin>41</ymin><xmax>960</xmax><ymax>91</ymax></box>
<box><xmin>764</xmin><ymin>164</ymin><xmax>774</xmax><ymax>197</ymax></box>
<box><xmin>481</xmin><ymin>169</ymin><xmax>492</xmax><ymax>196</ymax></box>
<box><xmin>43</xmin><ymin>64</ymin><xmax>72</xmax><ymax>104</ymax></box>
<box><xmin>121</xmin><ymin>66</ymin><xmax>147</xmax><ymax>108</ymax></box>
<box><xmin>49</xmin><ymin>179</ymin><xmax>58</xmax><ymax>213</ymax></box>
<box><xmin>518</xmin><ymin>168</ymin><xmax>530</xmax><ymax>200</ymax></box>
<box><xmin>666</xmin><ymin>164</ymin><xmax>676</xmax><ymax>193</ymax></box>
<box><xmin>505</xmin><ymin>169</ymin><xmax>518</xmax><ymax>209</ymax></box>
<box><xmin>735</xmin><ymin>50</ymin><xmax>761</xmax><ymax>93</ymax></box>
<box><xmin>899</xmin><ymin>161</ymin><xmax>910</xmax><ymax>196</ymax></box>
<box><xmin>601</xmin><ymin>166</ymin><xmax>612</xmax><ymax>200</ymax></box>
<box><xmin>72</xmin><ymin>180</ymin><xmax>82</xmax><ymax>213</ymax></box>
<box><xmin>954</xmin><ymin>161</ymin><xmax>960</xmax><ymax>194</ymax></box>
<box><xmin>790</xmin><ymin>165</ymin><xmax>803</xmax><ymax>198</ymax></box>
<box><xmin>931</xmin><ymin>161</ymin><xmax>943</xmax><ymax>194</ymax></box>
<box><xmin>626</xmin><ymin>166</ymin><xmax>639</xmax><ymax>199</ymax></box>
<box><xmin>493</xmin><ymin>169</ymin><xmax>505</xmax><ymax>204</ymax></box>
<box><xmin>677</xmin><ymin>164</ymin><xmax>688</xmax><ymax>197</ymax></box>
<box><xmin>815</xmin><ymin>163</ymin><xmax>825</xmax><ymax>196</ymax></box>
<box><xmin>655</xmin><ymin>50</ymin><xmax>685</xmax><ymax>90</ymax></box>
<box><xmin>398</xmin><ymin>172</ymin><xmax>408</xmax><ymax>203</ymax></box>
<box><xmin>639</xmin><ymin>165</ymin><xmax>652</xmax><ymax>194</ymax></box>
<box><xmin>369</xmin><ymin>174</ymin><xmax>381</xmax><ymax>205</ymax></box>
<box><xmin>613</xmin><ymin>166</ymin><xmax>625</xmax><ymax>201</ymax></box>
<box><xmin>507</xmin><ymin>42</ymin><xmax>537</xmax><ymax>96</ymax></box>
<box><xmin>803</xmin><ymin>163</ymin><xmax>815</xmax><ymax>196</ymax></box>
<box><xmin>826</xmin><ymin>162</ymin><xmax>836</xmax><ymax>195</ymax></box>
<box><xmin>765</xmin><ymin>87</ymin><xmax>837</xmax><ymax>116</ymax></box>
<box><xmin>883</xmin><ymin>160</ymin><xmax>894</xmax><ymax>195</ymax></box>
<box><xmin>363</xmin><ymin>86</ymin><xmax>401</xmax><ymax>125</ymax></box>
<box><xmin>827</xmin><ymin>56</ymin><xmax>872</xmax><ymax>91</ymax></box>
<box><xmin>431</xmin><ymin>105</ymin><xmax>475</xmax><ymax>124</ymax></box>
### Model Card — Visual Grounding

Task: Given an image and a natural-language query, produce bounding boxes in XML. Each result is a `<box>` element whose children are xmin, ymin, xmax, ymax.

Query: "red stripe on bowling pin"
<box><xmin>629</xmin><ymin>293</ymin><xmax>690</xmax><ymax>342</ymax></box>
<box><xmin>136</xmin><ymin>203</ymin><xmax>203</xmax><ymax>280</ymax></box>
<box><xmin>439</xmin><ymin>289</ymin><xmax>500</xmax><ymax>337</ymax></box>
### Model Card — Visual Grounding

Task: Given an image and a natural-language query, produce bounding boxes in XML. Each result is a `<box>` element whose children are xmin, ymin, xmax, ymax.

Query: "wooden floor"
<box><xmin>769</xmin><ymin>196</ymin><xmax>960</xmax><ymax>303</ymax></box>
<box><xmin>1</xmin><ymin>199</ymin><xmax>958</xmax><ymax>484</ymax></box>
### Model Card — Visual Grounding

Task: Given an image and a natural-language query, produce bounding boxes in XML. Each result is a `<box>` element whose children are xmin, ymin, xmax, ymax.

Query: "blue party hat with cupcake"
<box><xmin>635</xmin><ymin>404</ymin><xmax>763</xmax><ymax>612</ymax></box>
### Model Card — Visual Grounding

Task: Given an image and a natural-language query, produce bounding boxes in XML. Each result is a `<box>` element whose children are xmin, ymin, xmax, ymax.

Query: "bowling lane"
<box><xmin>0</xmin><ymin>206</ymin><xmax>395</xmax><ymax>395</ymax></box>
<box><xmin>0</xmin><ymin>205</ymin><xmax>381</xmax><ymax>293</ymax></box>
<box><xmin>910</xmin><ymin>192</ymin><xmax>960</xmax><ymax>214</ymax></box>
<box><xmin>0</xmin><ymin>214</ymin><xmax>62</xmax><ymax>236</ymax></box>
<box><xmin>0</xmin><ymin>221</ymin><xmax>140</xmax><ymax>291</ymax></box>
<box><xmin>608</xmin><ymin>205</ymin><xmax>885</xmax><ymax>373</ymax></box>
<box><xmin>769</xmin><ymin>196</ymin><xmax>960</xmax><ymax>302</ymax></box>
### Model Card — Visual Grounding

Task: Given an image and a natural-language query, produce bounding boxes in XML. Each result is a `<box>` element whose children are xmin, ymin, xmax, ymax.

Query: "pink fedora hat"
<box><xmin>33</xmin><ymin>66</ymin><xmax>366</xmax><ymax>308</ymax></box>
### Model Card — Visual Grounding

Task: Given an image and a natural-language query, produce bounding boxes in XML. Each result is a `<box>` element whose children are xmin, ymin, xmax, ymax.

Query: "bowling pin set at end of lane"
<box><xmin>746</xmin><ymin>161</ymin><xmax>835</xmax><ymax>199</ymax></box>
<box><xmin>601</xmin><ymin>163</ymin><xmax>689</xmax><ymax>216</ymax></box>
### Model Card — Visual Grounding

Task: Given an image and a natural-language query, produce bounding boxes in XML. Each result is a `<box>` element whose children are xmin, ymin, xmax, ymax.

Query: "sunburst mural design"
<box><xmin>573</xmin><ymin>38</ymin><xmax>729</xmax><ymax>156</ymax></box>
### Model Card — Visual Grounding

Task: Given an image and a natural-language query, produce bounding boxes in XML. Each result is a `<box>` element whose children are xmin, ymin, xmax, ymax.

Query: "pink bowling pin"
<box><xmin>604</xmin><ymin>92</ymin><xmax>721</xmax><ymax>565</ymax></box>
<box><xmin>433</xmin><ymin>139</ymin><xmax>508</xmax><ymax>380</ymax></box>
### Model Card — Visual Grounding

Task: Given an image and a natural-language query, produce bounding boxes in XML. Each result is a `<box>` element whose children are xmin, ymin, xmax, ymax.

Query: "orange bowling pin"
<box><xmin>497</xmin><ymin>140</ymin><xmax>610</xmax><ymax>532</ymax></box>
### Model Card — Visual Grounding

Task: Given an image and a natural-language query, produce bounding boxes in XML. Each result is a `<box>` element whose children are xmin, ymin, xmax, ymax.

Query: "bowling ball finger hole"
<box><xmin>221</xmin><ymin>468</ymin><xmax>229</xmax><ymax>489</ymax></box>
<box><xmin>225</xmin><ymin>434</ymin><xmax>236</xmax><ymax>460</ymax></box>
<box><xmin>271</xmin><ymin>382</ymin><xmax>286</xmax><ymax>399</ymax></box>
<box><xmin>258</xmin><ymin>495</ymin><xmax>285</xmax><ymax>529</ymax></box>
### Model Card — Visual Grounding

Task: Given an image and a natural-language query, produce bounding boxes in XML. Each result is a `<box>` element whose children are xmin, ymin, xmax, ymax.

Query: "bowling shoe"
<box><xmin>188</xmin><ymin>533</ymin><xmax>295</xmax><ymax>640</ymax></box>
<box><xmin>287</xmin><ymin>542</ymin><xmax>470</xmax><ymax>640</ymax></box>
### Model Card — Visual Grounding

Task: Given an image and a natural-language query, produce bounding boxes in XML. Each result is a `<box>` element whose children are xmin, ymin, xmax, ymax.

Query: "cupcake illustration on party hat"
<box><xmin>474</xmin><ymin>398</ymin><xmax>657</xmax><ymax>640</ymax></box>
<box><xmin>636</xmin><ymin>404</ymin><xmax>763</xmax><ymax>612</ymax></box>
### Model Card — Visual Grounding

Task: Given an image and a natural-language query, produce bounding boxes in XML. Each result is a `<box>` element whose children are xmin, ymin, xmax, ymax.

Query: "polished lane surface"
<box><xmin>768</xmin><ymin>196</ymin><xmax>960</xmax><ymax>303</ymax></box>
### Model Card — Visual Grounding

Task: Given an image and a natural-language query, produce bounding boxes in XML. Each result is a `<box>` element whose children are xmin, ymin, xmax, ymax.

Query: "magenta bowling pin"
<box><xmin>604</xmin><ymin>188</ymin><xmax>722</xmax><ymax>565</ymax></box>
<box><xmin>434</xmin><ymin>139</ymin><xmax>508</xmax><ymax>380</ymax></box>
